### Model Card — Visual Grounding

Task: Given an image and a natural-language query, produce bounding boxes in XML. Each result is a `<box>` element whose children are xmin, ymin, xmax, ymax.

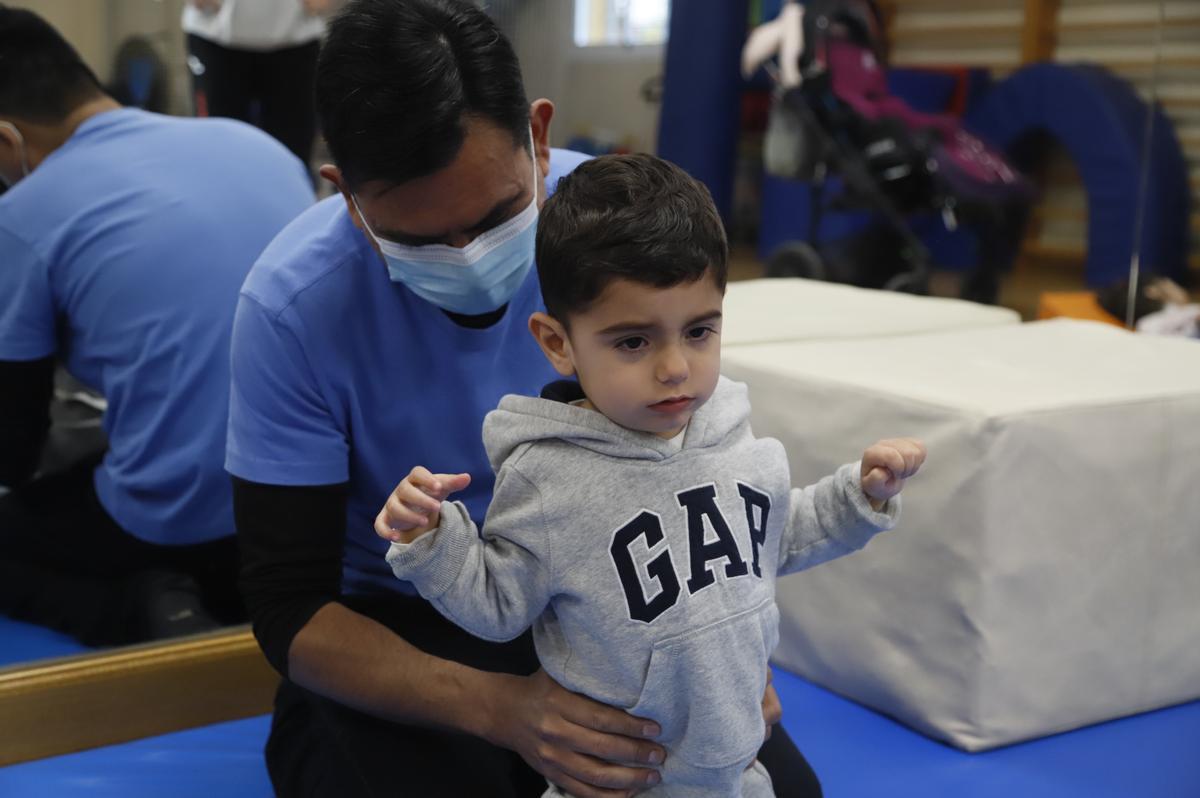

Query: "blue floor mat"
<box><xmin>774</xmin><ymin>667</ymin><xmax>1200</xmax><ymax>797</ymax></box>
<box><xmin>0</xmin><ymin>617</ymin><xmax>89</xmax><ymax>667</ymax></box>
<box><xmin>0</xmin><ymin>716</ymin><xmax>273</xmax><ymax>798</ymax></box>
<box><xmin>2</xmin><ymin>668</ymin><xmax>1197</xmax><ymax>796</ymax></box>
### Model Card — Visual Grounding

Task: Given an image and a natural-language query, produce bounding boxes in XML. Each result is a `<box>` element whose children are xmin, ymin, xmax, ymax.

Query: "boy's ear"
<box><xmin>528</xmin><ymin>312</ymin><xmax>576</xmax><ymax>377</ymax></box>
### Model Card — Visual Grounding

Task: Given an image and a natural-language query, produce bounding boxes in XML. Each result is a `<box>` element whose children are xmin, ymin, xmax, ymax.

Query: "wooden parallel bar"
<box><xmin>0</xmin><ymin>627</ymin><xmax>278</xmax><ymax>766</ymax></box>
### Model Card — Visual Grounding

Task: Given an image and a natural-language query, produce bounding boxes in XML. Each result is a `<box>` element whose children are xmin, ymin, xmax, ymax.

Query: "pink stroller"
<box><xmin>744</xmin><ymin>0</ymin><xmax>1032</xmax><ymax>301</ymax></box>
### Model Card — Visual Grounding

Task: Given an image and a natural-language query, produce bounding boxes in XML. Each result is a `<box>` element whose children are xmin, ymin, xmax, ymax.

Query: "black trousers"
<box><xmin>266</xmin><ymin>594</ymin><xmax>823</xmax><ymax>797</ymax></box>
<box><xmin>0</xmin><ymin>457</ymin><xmax>242</xmax><ymax>646</ymax></box>
<box><xmin>186</xmin><ymin>33</ymin><xmax>320</xmax><ymax>166</ymax></box>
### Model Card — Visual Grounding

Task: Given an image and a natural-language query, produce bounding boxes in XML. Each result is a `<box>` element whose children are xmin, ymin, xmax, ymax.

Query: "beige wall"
<box><xmin>14</xmin><ymin>0</ymin><xmax>669</xmax><ymax>154</ymax></box>
<box><xmin>107</xmin><ymin>0</ymin><xmax>190</xmax><ymax>115</ymax></box>
<box><xmin>9</xmin><ymin>0</ymin><xmax>191</xmax><ymax>115</ymax></box>
<box><xmin>5</xmin><ymin>0</ymin><xmax>113</xmax><ymax>80</ymax></box>
<box><xmin>513</xmin><ymin>0</ymin><xmax>664</xmax><ymax>154</ymax></box>
<box><xmin>560</xmin><ymin>50</ymin><xmax>664</xmax><ymax>154</ymax></box>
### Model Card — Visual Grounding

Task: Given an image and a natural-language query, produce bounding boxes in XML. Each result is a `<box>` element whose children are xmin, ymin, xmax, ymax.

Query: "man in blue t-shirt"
<box><xmin>225</xmin><ymin>1</ymin><xmax>824</xmax><ymax>796</ymax></box>
<box><xmin>0</xmin><ymin>7</ymin><xmax>315</xmax><ymax>645</ymax></box>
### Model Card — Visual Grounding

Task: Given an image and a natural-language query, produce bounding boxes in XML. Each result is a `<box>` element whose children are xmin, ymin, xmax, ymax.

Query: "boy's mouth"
<box><xmin>649</xmin><ymin>396</ymin><xmax>693</xmax><ymax>414</ymax></box>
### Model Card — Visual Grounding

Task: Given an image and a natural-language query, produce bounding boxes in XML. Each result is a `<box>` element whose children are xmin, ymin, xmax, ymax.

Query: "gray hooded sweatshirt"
<box><xmin>387</xmin><ymin>377</ymin><xmax>898</xmax><ymax>797</ymax></box>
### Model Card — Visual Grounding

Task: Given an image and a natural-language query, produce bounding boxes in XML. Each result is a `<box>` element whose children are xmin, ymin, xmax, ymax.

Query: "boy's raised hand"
<box><xmin>374</xmin><ymin>466</ymin><xmax>471</xmax><ymax>545</ymax></box>
<box><xmin>860</xmin><ymin>438</ymin><xmax>927</xmax><ymax>510</ymax></box>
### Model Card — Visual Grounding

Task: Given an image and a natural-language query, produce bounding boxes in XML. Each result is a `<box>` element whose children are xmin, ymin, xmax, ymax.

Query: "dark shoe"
<box><xmin>131</xmin><ymin>569</ymin><xmax>222</xmax><ymax>641</ymax></box>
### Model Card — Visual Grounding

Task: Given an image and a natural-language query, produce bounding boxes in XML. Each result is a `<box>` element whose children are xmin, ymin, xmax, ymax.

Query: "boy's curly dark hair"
<box><xmin>536</xmin><ymin>153</ymin><xmax>728</xmax><ymax>323</ymax></box>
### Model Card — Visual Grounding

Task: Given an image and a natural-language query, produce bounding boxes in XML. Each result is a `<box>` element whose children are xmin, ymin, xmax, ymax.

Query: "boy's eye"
<box><xmin>616</xmin><ymin>336</ymin><xmax>648</xmax><ymax>352</ymax></box>
<box><xmin>686</xmin><ymin>326</ymin><xmax>715</xmax><ymax>341</ymax></box>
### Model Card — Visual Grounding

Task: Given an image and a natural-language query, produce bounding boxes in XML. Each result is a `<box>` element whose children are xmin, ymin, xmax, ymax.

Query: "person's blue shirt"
<box><xmin>0</xmin><ymin>108</ymin><xmax>315</xmax><ymax>545</ymax></box>
<box><xmin>227</xmin><ymin>148</ymin><xmax>590</xmax><ymax>595</ymax></box>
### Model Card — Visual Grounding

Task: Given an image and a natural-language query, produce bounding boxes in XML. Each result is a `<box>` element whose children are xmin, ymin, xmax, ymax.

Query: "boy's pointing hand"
<box><xmin>375</xmin><ymin>466</ymin><xmax>472</xmax><ymax>544</ymax></box>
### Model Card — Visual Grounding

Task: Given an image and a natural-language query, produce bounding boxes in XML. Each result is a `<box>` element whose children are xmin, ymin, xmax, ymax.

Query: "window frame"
<box><xmin>573</xmin><ymin>0</ymin><xmax>671</xmax><ymax>50</ymax></box>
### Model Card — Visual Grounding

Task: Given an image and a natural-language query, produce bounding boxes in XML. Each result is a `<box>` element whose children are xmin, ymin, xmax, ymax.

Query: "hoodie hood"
<box><xmin>482</xmin><ymin>376</ymin><xmax>752</xmax><ymax>471</ymax></box>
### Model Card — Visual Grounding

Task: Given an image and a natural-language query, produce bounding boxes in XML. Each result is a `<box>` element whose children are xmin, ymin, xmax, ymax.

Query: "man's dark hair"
<box><xmin>317</xmin><ymin>0</ymin><xmax>530</xmax><ymax>189</ymax></box>
<box><xmin>0</xmin><ymin>5</ymin><xmax>106</xmax><ymax>123</ymax></box>
<box><xmin>536</xmin><ymin>153</ymin><xmax>728</xmax><ymax>323</ymax></box>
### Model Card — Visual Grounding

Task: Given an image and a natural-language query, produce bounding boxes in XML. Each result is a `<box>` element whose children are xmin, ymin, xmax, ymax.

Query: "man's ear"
<box><xmin>319</xmin><ymin>164</ymin><xmax>364</xmax><ymax>231</ymax></box>
<box><xmin>0</xmin><ymin>123</ymin><xmax>24</xmax><ymax>184</ymax></box>
<box><xmin>529</xmin><ymin>99</ymin><xmax>554</xmax><ymax>199</ymax></box>
<box><xmin>0</xmin><ymin>124</ymin><xmax>18</xmax><ymax>154</ymax></box>
<box><xmin>528</xmin><ymin>311</ymin><xmax>576</xmax><ymax>377</ymax></box>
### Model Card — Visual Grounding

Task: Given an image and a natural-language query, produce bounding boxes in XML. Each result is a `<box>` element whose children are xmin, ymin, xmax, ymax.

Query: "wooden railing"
<box><xmin>0</xmin><ymin>627</ymin><xmax>278</xmax><ymax>766</ymax></box>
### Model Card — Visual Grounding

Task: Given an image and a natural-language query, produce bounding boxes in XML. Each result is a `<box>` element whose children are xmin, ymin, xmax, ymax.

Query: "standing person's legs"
<box><xmin>255</xmin><ymin>40</ymin><xmax>321</xmax><ymax>167</ymax></box>
<box><xmin>186</xmin><ymin>34</ymin><xmax>255</xmax><ymax>122</ymax></box>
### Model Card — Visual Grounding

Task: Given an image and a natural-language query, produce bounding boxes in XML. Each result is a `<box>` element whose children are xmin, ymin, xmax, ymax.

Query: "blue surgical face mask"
<box><xmin>0</xmin><ymin>121</ymin><xmax>31</xmax><ymax>188</ymax></box>
<box><xmin>353</xmin><ymin>132</ymin><xmax>540</xmax><ymax>315</ymax></box>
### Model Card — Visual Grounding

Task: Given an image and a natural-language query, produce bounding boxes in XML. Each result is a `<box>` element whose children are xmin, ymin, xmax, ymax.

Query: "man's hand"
<box><xmin>762</xmin><ymin>669</ymin><xmax>781</xmax><ymax>742</ymax></box>
<box><xmin>485</xmin><ymin>670</ymin><xmax>665</xmax><ymax>798</ymax></box>
<box><xmin>188</xmin><ymin>0</ymin><xmax>223</xmax><ymax>12</ymax></box>
<box><xmin>860</xmin><ymin>437</ymin><xmax>927</xmax><ymax>511</ymax></box>
<box><xmin>373</xmin><ymin>466</ymin><xmax>470</xmax><ymax>544</ymax></box>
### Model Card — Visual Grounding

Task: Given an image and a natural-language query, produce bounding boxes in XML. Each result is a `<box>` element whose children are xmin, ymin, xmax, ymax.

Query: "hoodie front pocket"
<box><xmin>627</xmin><ymin>598</ymin><xmax>779</xmax><ymax>770</ymax></box>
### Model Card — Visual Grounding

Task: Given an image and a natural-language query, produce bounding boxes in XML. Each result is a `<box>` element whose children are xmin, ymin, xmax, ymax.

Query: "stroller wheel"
<box><xmin>765</xmin><ymin>241</ymin><xmax>827</xmax><ymax>281</ymax></box>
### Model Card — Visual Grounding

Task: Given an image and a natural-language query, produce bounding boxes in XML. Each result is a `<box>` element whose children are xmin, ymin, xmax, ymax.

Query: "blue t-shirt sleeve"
<box><xmin>0</xmin><ymin>224</ymin><xmax>57</xmax><ymax>361</ymax></box>
<box><xmin>226</xmin><ymin>293</ymin><xmax>350</xmax><ymax>486</ymax></box>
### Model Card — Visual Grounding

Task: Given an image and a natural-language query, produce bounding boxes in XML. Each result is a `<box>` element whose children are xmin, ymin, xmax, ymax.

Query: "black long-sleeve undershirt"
<box><xmin>232</xmin><ymin>476</ymin><xmax>349</xmax><ymax>676</ymax></box>
<box><xmin>0</xmin><ymin>356</ymin><xmax>54</xmax><ymax>487</ymax></box>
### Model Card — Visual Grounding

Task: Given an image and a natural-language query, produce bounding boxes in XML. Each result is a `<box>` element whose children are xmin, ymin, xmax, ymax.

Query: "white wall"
<box><xmin>513</xmin><ymin>0</ymin><xmax>665</xmax><ymax>154</ymax></box>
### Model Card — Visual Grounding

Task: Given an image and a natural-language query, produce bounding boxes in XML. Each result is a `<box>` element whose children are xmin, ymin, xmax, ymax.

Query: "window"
<box><xmin>574</xmin><ymin>0</ymin><xmax>671</xmax><ymax>48</ymax></box>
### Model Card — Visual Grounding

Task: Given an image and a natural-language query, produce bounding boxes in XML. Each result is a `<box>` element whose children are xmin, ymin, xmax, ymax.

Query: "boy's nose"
<box><xmin>655</xmin><ymin>347</ymin><xmax>689</xmax><ymax>384</ymax></box>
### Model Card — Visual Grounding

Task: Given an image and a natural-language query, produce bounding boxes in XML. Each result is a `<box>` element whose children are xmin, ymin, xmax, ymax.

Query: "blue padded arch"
<box><xmin>967</xmin><ymin>62</ymin><xmax>1190</xmax><ymax>286</ymax></box>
